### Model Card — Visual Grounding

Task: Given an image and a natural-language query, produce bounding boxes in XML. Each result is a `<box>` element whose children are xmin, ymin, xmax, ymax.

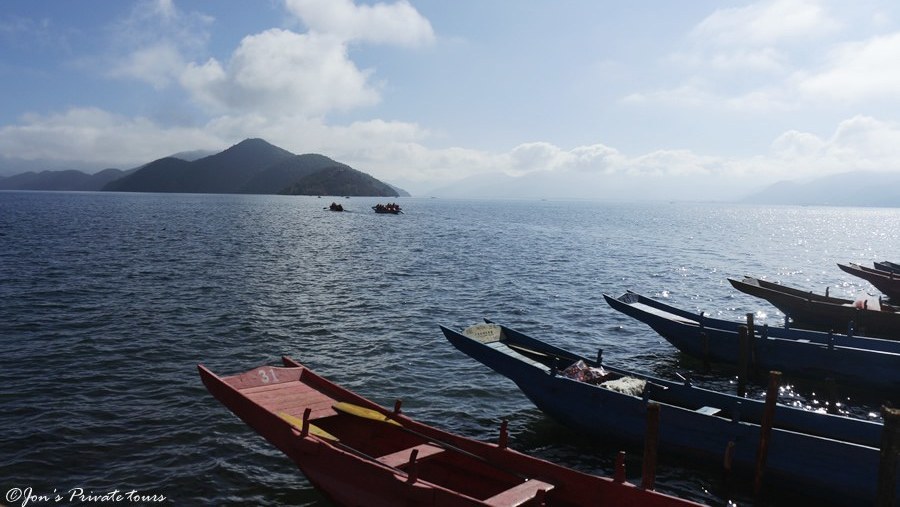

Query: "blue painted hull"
<box><xmin>603</xmin><ymin>292</ymin><xmax>900</xmax><ymax>392</ymax></box>
<box><xmin>440</xmin><ymin>323</ymin><xmax>897</xmax><ymax>504</ymax></box>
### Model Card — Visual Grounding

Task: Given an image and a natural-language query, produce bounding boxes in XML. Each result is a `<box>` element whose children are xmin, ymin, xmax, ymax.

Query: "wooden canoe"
<box><xmin>603</xmin><ymin>291</ymin><xmax>900</xmax><ymax>393</ymax></box>
<box><xmin>875</xmin><ymin>261</ymin><xmax>900</xmax><ymax>275</ymax></box>
<box><xmin>199</xmin><ymin>357</ymin><xmax>702</xmax><ymax>506</ymax></box>
<box><xmin>728</xmin><ymin>276</ymin><xmax>900</xmax><ymax>339</ymax></box>
<box><xmin>441</xmin><ymin>322</ymin><xmax>899</xmax><ymax>504</ymax></box>
<box><xmin>838</xmin><ymin>262</ymin><xmax>900</xmax><ymax>300</ymax></box>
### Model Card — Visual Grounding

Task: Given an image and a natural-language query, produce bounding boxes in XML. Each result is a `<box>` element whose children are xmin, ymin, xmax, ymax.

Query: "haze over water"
<box><xmin>2</xmin><ymin>191</ymin><xmax>898</xmax><ymax>506</ymax></box>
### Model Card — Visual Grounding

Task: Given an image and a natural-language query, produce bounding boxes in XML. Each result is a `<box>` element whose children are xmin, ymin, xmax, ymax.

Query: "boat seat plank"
<box><xmin>247</xmin><ymin>387</ymin><xmax>333</xmax><ymax>406</ymax></box>
<box><xmin>240</xmin><ymin>381</ymin><xmax>312</xmax><ymax>395</ymax></box>
<box><xmin>695</xmin><ymin>406</ymin><xmax>721</xmax><ymax>416</ymax></box>
<box><xmin>484</xmin><ymin>479</ymin><xmax>554</xmax><ymax>507</ymax></box>
<box><xmin>263</xmin><ymin>399</ymin><xmax>338</xmax><ymax>419</ymax></box>
<box><xmin>377</xmin><ymin>443</ymin><xmax>445</xmax><ymax>468</ymax></box>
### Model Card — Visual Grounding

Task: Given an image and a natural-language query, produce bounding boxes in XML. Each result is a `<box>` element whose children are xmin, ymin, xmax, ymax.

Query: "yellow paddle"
<box><xmin>332</xmin><ymin>402</ymin><xmax>402</xmax><ymax>426</ymax></box>
<box><xmin>278</xmin><ymin>412</ymin><xmax>339</xmax><ymax>441</ymax></box>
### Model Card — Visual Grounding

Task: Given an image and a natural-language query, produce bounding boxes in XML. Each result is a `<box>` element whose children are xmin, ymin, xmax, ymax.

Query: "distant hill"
<box><xmin>279</xmin><ymin>165</ymin><xmax>399</xmax><ymax>196</ymax></box>
<box><xmin>0</xmin><ymin>168</ymin><xmax>127</xmax><ymax>191</ymax></box>
<box><xmin>741</xmin><ymin>171</ymin><xmax>900</xmax><ymax>207</ymax></box>
<box><xmin>0</xmin><ymin>138</ymin><xmax>403</xmax><ymax>197</ymax></box>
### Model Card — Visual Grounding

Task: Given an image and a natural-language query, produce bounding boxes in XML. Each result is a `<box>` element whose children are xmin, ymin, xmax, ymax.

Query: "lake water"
<box><xmin>2</xmin><ymin>191</ymin><xmax>898</xmax><ymax>506</ymax></box>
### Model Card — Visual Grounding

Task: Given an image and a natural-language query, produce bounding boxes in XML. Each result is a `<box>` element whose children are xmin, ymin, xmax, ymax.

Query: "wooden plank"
<box><xmin>262</xmin><ymin>398</ymin><xmax>337</xmax><ymax>417</ymax></box>
<box><xmin>377</xmin><ymin>443</ymin><xmax>445</xmax><ymax>468</ymax></box>
<box><xmin>484</xmin><ymin>479</ymin><xmax>554</xmax><ymax>507</ymax></box>
<box><xmin>241</xmin><ymin>380</ymin><xmax>314</xmax><ymax>395</ymax></box>
<box><xmin>696</xmin><ymin>406</ymin><xmax>721</xmax><ymax>416</ymax></box>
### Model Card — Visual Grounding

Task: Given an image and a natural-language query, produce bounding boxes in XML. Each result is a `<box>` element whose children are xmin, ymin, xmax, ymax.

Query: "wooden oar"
<box><xmin>505</xmin><ymin>342</ymin><xmax>581</xmax><ymax>364</ymax></box>
<box><xmin>332</xmin><ymin>402</ymin><xmax>527</xmax><ymax>480</ymax></box>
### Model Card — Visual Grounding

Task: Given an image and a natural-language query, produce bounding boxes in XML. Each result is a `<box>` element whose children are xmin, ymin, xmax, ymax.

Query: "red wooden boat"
<box><xmin>199</xmin><ymin>357</ymin><xmax>702</xmax><ymax>506</ymax></box>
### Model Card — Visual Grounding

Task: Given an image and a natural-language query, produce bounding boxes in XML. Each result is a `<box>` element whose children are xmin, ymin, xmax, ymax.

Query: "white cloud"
<box><xmin>173</xmin><ymin>0</ymin><xmax>436</xmax><ymax>119</ymax></box>
<box><xmin>284</xmin><ymin>0</ymin><xmax>435</xmax><ymax>46</ymax></box>
<box><xmin>635</xmin><ymin>0</ymin><xmax>847</xmax><ymax>110</ymax></box>
<box><xmin>107</xmin><ymin>0</ymin><xmax>213</xmax><ymax>88</ymax></box>
<box><xmin>794</xmin><ymin>32</ymin><xmax>900</xmax><ymax>101</ymax></box>
<box><xmin>108</xmin><ymin>42</ymin><xmax>186</xmax><ymax>89</ymax></box>
<box><xmin>0</xmin><ymin>108</ymin><xmax>221</xmax><ymax>167</ymax></box>
<box><xmin>181</xmin><ymin>29</ymin><xmax>379</xmax><ymax>117</ymax></box>
<box><xmin>691</xmin><ymin>0</ymin><xmax>838</xmax><ymax>47</ymax></box>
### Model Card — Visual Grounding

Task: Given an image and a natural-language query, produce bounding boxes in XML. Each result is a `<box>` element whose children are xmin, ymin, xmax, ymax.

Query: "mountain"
<box><xmin>0</xmin><ymin>139</ymin><xmax>404</xmax><ymax>196</ymax></box>
<box><xmin>279</xmin><ymin>165</ymin><xmax>399</xmax><ymax>196</ymax></box>
<box><xmin>0</xmin><ymin>168</ymin><xmax>127</xmax><ymax>191</ymax></box>
<box><xmin>741</xmin><ymin>171</ymin><xmax>900</xmax><ymax>207</ymax></box>
<box><xmin>105</xmin><ymin>138</ymin><xmax>296</xmax><ymax>193</ymax></box>
<box><xmin>241</xmin><ymin>153</ymin><xmax>351</xmax><ymax>194</ymax></box>
<box><xmin>102</xmin><ymin>139</ymin><xmax>399</xmax><ymax>196</ymax></box>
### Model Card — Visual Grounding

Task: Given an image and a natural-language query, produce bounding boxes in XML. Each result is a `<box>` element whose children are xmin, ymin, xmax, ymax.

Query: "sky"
<box><xmin>2</xmin><ymin>0</ymin><xmax>900</xmax><ymax>199</ymax></box>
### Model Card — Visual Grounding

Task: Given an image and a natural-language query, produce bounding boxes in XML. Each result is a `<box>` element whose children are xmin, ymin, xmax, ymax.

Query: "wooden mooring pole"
<box><xmin>877</xmin><ymin>406</ymin><xmax>900</xmax><ymax>506</ymax></box>
<box><xmin>641</xmin><ymin>402</ymin><xmax>661</xmax><ymax>490</ymax></box>
<box><xmin>737</xmin><ymin>326</ymin><xmax>749</xmax><ymax>397</ymax></box>
<box><xmin>754</xmin><ymin>371</ymin><xmax>781</xmax><ymax>496</ymax></box>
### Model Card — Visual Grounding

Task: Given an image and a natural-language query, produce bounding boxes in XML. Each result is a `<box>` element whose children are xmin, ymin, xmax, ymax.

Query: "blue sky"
<box><xmin>2</xmin><ymin>0</ymin><xmax>900</xmax><ymax>199</ymax></box>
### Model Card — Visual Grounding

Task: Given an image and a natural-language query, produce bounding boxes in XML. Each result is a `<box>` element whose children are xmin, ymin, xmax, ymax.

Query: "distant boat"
<box><xmin>328</xmin><ymin>202</ymin><xmax>344</xmax><ymax>212</ymax></box>
<box><xmin>837</xmin><ymin>262</ymin><xmax>900</xmax><ymax>300</ymax></box>
<box><xmin>198</xmin><ymin>357</ymin><xmax>701</xmax><ymax>507</ymax></box>
<box><xmin>728</xmin><ymin>276</ymin><xmax>900</xmax><ymax>339</ymax></box>
<box><xmin>373</xmin><ymin>203</ymin><xmax>402</xmax><ymax>214</ymax></box>
<box><xmin>440</xmin><ymin>321</ymin><xmax>897</xmax><ymax>504</ymax></box>
<box><xmin>603</xmin><ymin>291</ymin><xmax>900</xmax><ymax>392</ymax></box>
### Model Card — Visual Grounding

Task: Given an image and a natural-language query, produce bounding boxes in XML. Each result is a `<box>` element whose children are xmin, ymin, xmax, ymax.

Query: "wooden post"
<box><xmin>754</xmin><ymin>371</ymin><xmax>781</xmax><ymax>495</ymax></box>
<box><xmin>498</xmin><ymin>419</ymin><xmax>508</xmax><ymax>449</ymax></box>
<box><xmin>825</xmin><ymin>377</ymin><xmax>838</xmax><ymax>415</ymax></box>
<box><xmin>877</xmin><ymin>406</ymin><xmax>900</xmax><ymax>506</ymax></box>
<box><xmin>701</xmin><ymin>331</ymin><xmax>710</xmax><ymax>372</ymax></box>
<box><xmin>738</xmin><ymin>325</ymin><xmax>749</xmax><ymax>397</ymax></box>
<box><xmin>406</xmin><ymin>449</ymin><xmax>419</xmax><ymax>483</ymax></box>
<box><xmin>747</xmin><ymin>313</ymin><xmax>758</xmax><ymax>381</ymax></box>
<box><xmin>614</xmin><ymin>451</ymin><xmax>626</xmax><ymax>483</ymax></box>
<box><xmin>641</xmin><ymin>403</ymin><xmax>660</xmax><ymax>490</ymax></box>
<box><xmin>301</xmin><ymin>407</ymin><xmax>312</xmax><ymax>437</ymax></box>
<box><xmin>723</xmin><ymin>440</ymin><xmax>735</xmax><ymax>478</ymax></box>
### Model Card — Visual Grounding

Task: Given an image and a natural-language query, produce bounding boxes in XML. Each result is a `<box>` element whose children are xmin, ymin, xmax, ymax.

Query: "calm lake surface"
<box><xmin>2</xmin><ymin>191</ymin><xmax>898</xmax><ymax>506</ymax></box>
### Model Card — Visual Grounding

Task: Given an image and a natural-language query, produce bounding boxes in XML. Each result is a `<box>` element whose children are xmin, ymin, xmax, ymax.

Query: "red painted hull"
<box><xmin>198</xmin><ymin>357</ymin><xmax>702</xmax><ymax>506</ymax></box>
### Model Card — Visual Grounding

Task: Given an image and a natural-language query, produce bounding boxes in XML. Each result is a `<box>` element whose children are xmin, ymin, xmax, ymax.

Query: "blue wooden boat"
<box><xmin>603</xmin><ymin>292</ymin><xmax>900</xmax><ymax>392</ymax></box>
<box><xmin>440</xmin><ymin>322</ymin><xmax>897</xmax><ymax>504</ymax></box>
<box><xmin>729</xmin><ymin>276</ymin><xmax>900</xmax><ymax>340</ymax></box>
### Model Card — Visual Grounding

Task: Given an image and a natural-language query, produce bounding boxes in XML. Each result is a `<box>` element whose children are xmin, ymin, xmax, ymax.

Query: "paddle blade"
<box><xmin>278</xmin><ymin>412</ymin><xmax>339</xmax><ymax>441</ymax></box>
<box><xmin>333</xmin><ymin>402</ymin><xmax>402</xmax><ymax>426</ymax></box>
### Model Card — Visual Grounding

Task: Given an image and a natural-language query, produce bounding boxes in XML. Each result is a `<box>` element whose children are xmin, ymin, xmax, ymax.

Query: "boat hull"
<box><xmin>200</xmin><ymin>357</ymin><xmax>699</xmax><ymax>506</ymax></box>
<box><xmin>441</xmin><ymin>323</ymin><xmax>897</xmax><ymax>505</ymax></box>
<box><xmin>603</xmin><ymin>292</ymin><xmax>900</xmax><ymax>394</ymax></box>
